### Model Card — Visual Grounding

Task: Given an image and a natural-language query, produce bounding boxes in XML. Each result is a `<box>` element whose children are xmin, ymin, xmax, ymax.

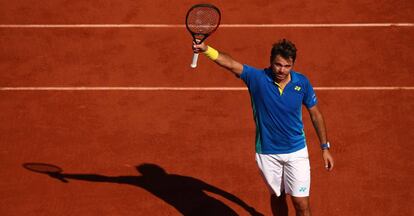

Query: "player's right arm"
<box><xmin>193</xmin><ymin>42</ymin><xmax>243</xmax><ymax>76</ymax></box>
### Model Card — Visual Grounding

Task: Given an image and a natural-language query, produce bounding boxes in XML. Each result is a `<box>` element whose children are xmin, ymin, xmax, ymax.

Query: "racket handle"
<box><xmin>191</xmin><ymin>53</ymin><xmax>199</xmax><ymax>68</ymax></box>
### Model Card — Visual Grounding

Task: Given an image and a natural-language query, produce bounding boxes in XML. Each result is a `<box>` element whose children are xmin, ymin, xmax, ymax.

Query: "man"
<box><xmin>192</xmin><ymin>39</ymin><xmax>334</xmax><ymax>216</ymax></box>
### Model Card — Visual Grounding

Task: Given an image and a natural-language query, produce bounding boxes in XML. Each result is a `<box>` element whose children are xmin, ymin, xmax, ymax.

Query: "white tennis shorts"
<box><xmin>256</xmin><ymin>146</ymin><xmax>311</xmax><ymax>197</ymax></box>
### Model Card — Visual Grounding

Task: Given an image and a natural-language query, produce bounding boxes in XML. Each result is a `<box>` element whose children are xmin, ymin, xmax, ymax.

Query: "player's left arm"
<box><xmin>307</xmin><ymin>105</ymin><xmax>334</xmax><ymax>171</ymax></box>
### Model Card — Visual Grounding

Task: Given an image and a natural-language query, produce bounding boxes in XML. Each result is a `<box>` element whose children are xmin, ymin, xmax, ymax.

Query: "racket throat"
<box><xmin>192</xmin><ymin>34</ymin><xmax>207</xmax><ymax>44</ymax></box>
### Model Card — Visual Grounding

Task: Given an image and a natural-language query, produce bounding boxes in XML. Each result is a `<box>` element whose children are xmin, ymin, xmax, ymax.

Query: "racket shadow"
<box><xmin>22</xmin><ymin>162</ymin><xmax>68</xmax><ymax>183</ymax></box>
<box><xmin>22</xmin><ymin>162</ymin><xmax>263</xmax><ymax>216</ymax></box>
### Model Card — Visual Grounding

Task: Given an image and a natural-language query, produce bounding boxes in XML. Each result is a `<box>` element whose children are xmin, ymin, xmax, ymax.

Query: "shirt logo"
<box><xmin>294</xmin><ymin>86</ymin><xmax>301</xmax><ymax>91</ymax></box>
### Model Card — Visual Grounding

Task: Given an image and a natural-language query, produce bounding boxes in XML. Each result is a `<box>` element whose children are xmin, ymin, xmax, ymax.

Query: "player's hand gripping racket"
<box><xmin>186</xmin><ymin>4</ymin><xmax>221</xmax><ymax>68</ymax></box>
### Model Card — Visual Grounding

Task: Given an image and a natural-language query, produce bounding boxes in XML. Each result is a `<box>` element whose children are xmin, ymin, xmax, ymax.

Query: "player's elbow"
<box><xmin>215</xmin><ymin>53</ymin><xmax>243</xmax><ymax>76</ymax></box>
<box><xmin>308</xmin><ymin>108</ymin><xmax>322</xmax><ymax>122</ymax></box>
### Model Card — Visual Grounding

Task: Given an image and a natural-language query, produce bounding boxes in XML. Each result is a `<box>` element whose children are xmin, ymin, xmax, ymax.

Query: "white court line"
<box><xmin>0</xmin><ymin>23</ymin><xmax>413</xmax><ymax>28</ymax></box>
<box><xmin>0</xmin><ymin>87</ymin><xmax>413</xmax><ymax>91</ymax></box>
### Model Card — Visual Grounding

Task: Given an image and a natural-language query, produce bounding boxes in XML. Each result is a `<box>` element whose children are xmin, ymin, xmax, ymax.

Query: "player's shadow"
<box><xmin>33</xmin><ymin>163</ymin><xmax>263</xmax><ymax>216</ymax></box>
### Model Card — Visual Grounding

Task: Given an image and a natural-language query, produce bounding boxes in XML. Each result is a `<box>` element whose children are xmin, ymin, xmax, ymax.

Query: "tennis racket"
<box><xmin>186</xmin><ymin>4</ymin><xmax>221</xmax><ymax>68</ymax></box>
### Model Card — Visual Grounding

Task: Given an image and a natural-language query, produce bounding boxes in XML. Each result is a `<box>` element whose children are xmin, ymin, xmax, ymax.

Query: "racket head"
<box><xmin>23</xmin><ymin>163</ymin><xmax>63</xmax><ymax>174</ymax></box>
<box><xmin>185</xmin><ymin>3</ymin><xmax>221</xmax><ymax>44</ymax></box>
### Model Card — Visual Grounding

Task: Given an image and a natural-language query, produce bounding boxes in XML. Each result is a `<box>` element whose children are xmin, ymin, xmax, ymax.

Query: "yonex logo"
<box><xmin>299</xmin><ymin>187</ymin><xmax>307</xmax><ymax>192</ymax></box>
<box><xmin>294</xmin><ymin>86</ymin><xmax>301</xmax><ymax>91</ymax></box>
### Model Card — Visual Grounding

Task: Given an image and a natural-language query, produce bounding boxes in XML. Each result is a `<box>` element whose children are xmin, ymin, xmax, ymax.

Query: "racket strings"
<box><xmin>186</xmin><ymin>7</ymin><xmax>220</xmax><ymax>34</ymax></box>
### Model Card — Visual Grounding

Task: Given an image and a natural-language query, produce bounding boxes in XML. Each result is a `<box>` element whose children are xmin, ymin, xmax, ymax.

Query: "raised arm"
<box><xmin>193</xmin><ymin>42</ymin><xmax>244</xmax><ymax>76</ymax></box>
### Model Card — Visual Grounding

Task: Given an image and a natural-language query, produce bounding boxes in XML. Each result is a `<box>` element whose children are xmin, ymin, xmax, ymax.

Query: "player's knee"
<box><xmin>292</xmin><ymin>197</ymin><xmax>310</xmax><ymax>212</ymax></box>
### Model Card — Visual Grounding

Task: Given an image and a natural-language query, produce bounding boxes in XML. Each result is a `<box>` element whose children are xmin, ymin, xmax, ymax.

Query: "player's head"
<box><xmin>270</xmin><ymin>39</ymin><xmax>297</xmax><ymax>81</ymax></box>
<box><xmin>136</xmin><ymin>163</ymin><xmax>166</xmax><ymax>177</ymax></box>
<box><xmin>270</xmin><ymin>39</ymin><xmax>297</xmax><ymax>64</ymax></box>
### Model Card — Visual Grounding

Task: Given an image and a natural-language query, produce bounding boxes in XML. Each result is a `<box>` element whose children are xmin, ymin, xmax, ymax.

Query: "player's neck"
<box><xmin>274</xmin><ymin>73</ymin><xmax>291</xmax><ymax>85</ymax></box>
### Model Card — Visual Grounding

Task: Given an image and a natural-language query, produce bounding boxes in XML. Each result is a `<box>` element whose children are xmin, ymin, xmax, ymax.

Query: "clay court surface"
<box><xmin>1</xmin><ymin>1</ymin><xmax>413</xmax><ymax>215</ymax></box>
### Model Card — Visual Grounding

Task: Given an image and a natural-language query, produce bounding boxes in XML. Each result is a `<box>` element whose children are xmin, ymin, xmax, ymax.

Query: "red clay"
<box><xmin>0</xmin><ymin>1</ymin><xmax>413</xmax><ymax>216</ymax></box>
<box><xmin>1</xmin><ymin>0</ymin><xmax>413</xmax><ymax>24</ymax></box>
<box><xmin>1</xmin><ymin>28</ymin><xmax>413</xmax><ymax>87</ymax></box>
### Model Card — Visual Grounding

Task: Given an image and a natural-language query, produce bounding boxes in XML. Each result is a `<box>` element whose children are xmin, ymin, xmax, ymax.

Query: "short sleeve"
<box><xmin>303</xmin><ymin>78</ymin><xmax>318</xmax><ymax>108</ymax></box>
<box><xmin>240</xmin><ymin>64</ymin><xmax>260</xmax><ymax>87</ymax></box>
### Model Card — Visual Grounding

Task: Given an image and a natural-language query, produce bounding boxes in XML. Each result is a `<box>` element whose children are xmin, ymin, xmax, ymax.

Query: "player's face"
<box><xmin>271</xmin><ymin>55</ymin><xmax>294</xmax><ymax>82</ymax></box>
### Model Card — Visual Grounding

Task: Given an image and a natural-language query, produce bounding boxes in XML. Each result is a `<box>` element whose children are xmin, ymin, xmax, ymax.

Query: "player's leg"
<box><xmin>256</xmin><ymin>153</ymin><xmax>287</xmax><ymax>216</ymax></box>
<box><xmin>270</xmin><ymin>192</ymin><xmax>288</xmax><ymax>216</ymax></box>
<box><xmin>291</xmin><ymin>196</ymin><xmax>311</xmax><ymax>216</ymax></box>
<box><xmin>283</xmin><ymin>146</ymin><xmax>311</xmax><ymax>216</ymax></box>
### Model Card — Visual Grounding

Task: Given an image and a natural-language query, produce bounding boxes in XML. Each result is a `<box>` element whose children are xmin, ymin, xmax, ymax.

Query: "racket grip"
<box><xmin>190</xmin><ymin>53</ymin><xmax>199</xmax><ymax>68</ymax></box>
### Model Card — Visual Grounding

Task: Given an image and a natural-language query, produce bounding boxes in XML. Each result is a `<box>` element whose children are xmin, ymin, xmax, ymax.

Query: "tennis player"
<box><xmin>192</xmin><ymin>39</ymin><xmax>334</xmax><ymax>216</ymax></box>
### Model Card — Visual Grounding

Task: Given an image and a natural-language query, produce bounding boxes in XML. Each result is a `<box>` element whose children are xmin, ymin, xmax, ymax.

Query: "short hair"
<box><xmin>270</xmin><ymin>39</ymin><xmax>297</xmax><ymax>63</ymax></box>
